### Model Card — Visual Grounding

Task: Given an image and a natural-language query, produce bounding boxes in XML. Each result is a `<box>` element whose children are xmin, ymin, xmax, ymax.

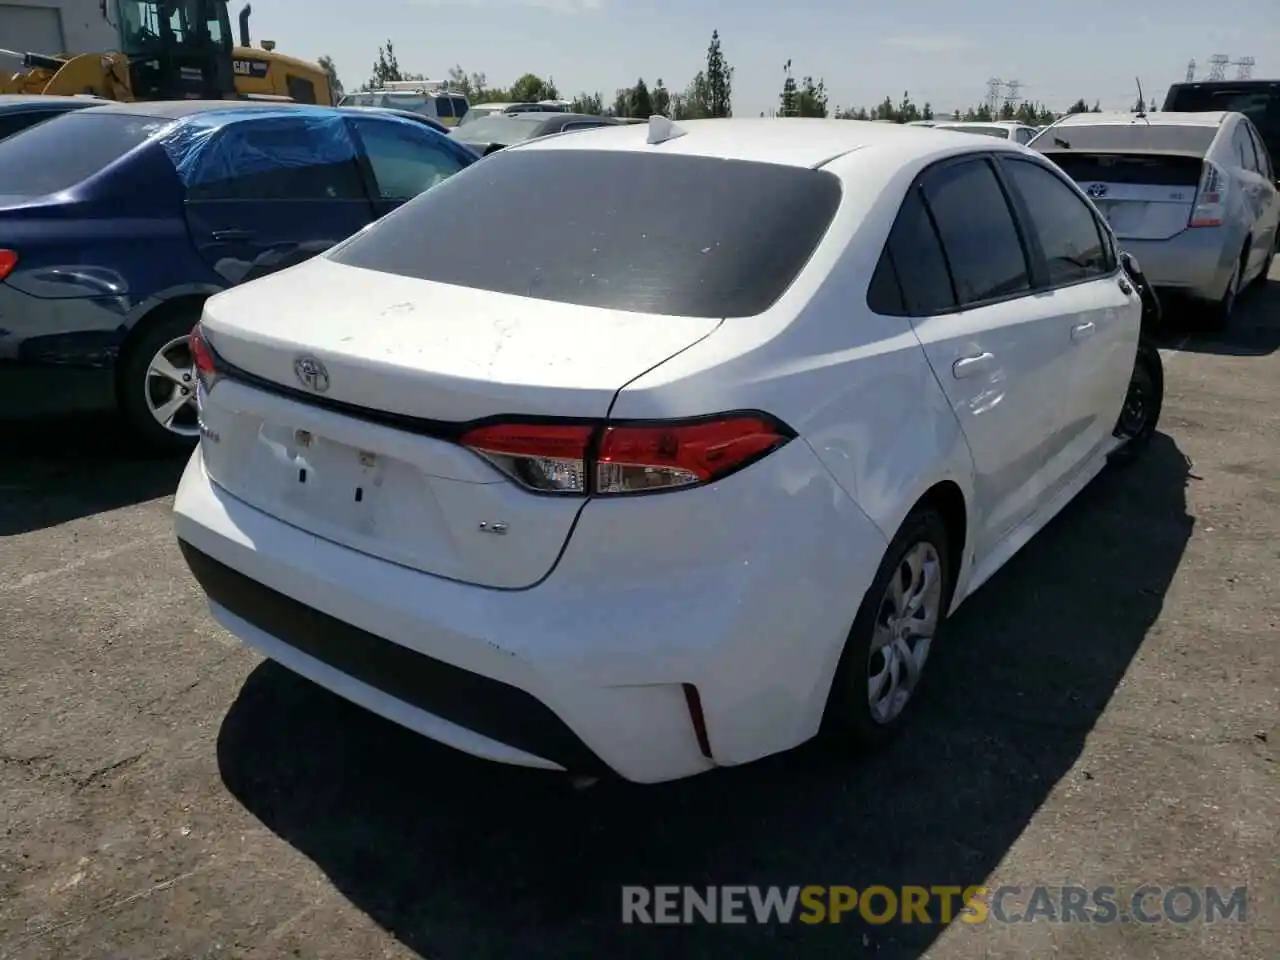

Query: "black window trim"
<box><xmin>867</xmin><ymin>150</ymin><xmax>1123</xmax><ymax>318</ymax></box>
<box><xmin>993</xmin><ymin>153</ymin><xmax>1120</xmax><ymax>293</ymax></box>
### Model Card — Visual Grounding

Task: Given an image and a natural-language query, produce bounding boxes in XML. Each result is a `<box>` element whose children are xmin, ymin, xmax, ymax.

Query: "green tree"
<box><xmin>509</xmin><ymin>73</ymin><xmax>557</xmax><ymax>103</ymax></box>
<box><xmin>630</xmin><ymin>78</ymin><xmax>653</xmax><ymax>118</ymax></box>
<box><xmin>611</xmin><ymin>88</ymin><xmax>630</xmax><ymax>117</ymax></box>
<box><xmin>570</xmin><ymin>91</ymin><xmax>604</xmax><ymax>115</ymax></box>
<box><xmin>779</xmin><ymin>60</ymin><xmax>798</xmax><ymax>117</ymax></box>
<box><xmin>369</xmin><ymin>40</ymin><xmax>403</xmax><ymax>88</ymax></box>
<box><xmin>317</xmin><ymin>55</ymin><xmax>343</xmax><ymax>101</ymax></box>
<box><xmin>1066</xmin><ymin>98</ymin><xmax>1090</xmax><ymax>114</ymax></box>
<box><xmin>675</xmin><ymin>71</ymin><xmax>710</xmax><ymax>119</ymax></box>
<box><xmin>652</xmin><ymin>78</ymin><xmax>671</xmax><ymax>117</ymax></box>
<box><xmin>705</xmin><ymin>29</ymin><xmax>733</xmax><ymax>117</ymax></box>
<box><xmin>797</xmin><ymin>76</ymin><xmax>828</xmax><ymax>118</ymax></box>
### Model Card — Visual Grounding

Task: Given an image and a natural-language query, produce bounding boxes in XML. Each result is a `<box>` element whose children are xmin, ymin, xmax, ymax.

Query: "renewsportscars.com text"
<box><xmin>621</xmin><ymin>885</ymin><xmax>1248</xmax><ymax>925</ymax></box>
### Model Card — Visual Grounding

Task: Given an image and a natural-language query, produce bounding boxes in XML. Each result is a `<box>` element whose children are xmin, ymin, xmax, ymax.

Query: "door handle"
<box><xmin>952</xmin><ymin>352</ymin><xmax>994</xmax><ymax>380</ymax></box>
<box><xmin>1071</xmin><ymin>321</ymin><xmax>1097</xmax><ymax>342</ymax></box>
<box><xmin>211</xmin><ymin>229</ymin><xmax>255</xmax><ymax>241</ymax></box>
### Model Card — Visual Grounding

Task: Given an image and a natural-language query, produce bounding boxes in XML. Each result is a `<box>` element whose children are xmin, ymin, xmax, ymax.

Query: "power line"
<box><xmin>1207</xmin><ymin>54</ymin><xmax>1230</xmax><ymax>81</ymax></box>
<box><xmin>1233</xmin><ymin>56</ymin><xmax>1255</xmax><ymax>80</ymax></box>
<box><xmin>1185</xmin><ymin>59</ymin><xmax>1196</xmax><ymax>82</ymax></box>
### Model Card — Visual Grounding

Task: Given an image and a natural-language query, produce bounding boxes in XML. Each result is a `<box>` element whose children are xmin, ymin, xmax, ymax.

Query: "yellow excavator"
<box><xmin>0</xmin><ymin>2</ymin><xmax>331</xmax><ymax>104</ymax></box>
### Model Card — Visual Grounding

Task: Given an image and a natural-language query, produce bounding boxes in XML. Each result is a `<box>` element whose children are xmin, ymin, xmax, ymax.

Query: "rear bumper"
<box><xmin>0</xmin><ymin>284</ymin><xmax>119</xmax><ymax>419</ymax></box>
<box><xmin>1117</xmin><ymin>225</ymin><xmax>1242</xmax><ymax>301</ymax></box>
<box><xmin>174</xmin><ymin>441</ymin><xmax>888</xmax><ymax>783</ymax></box>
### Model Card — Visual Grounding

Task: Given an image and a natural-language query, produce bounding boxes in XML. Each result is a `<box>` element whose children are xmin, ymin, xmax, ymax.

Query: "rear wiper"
<box><xmin>1053</xmin><ymin>136</ymin><xmax>1071</xmax><ymax>148</ymax></box>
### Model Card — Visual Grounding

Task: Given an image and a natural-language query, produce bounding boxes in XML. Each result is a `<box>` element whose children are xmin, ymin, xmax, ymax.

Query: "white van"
<box><xmin>338</xmin><ymin>80</ymin><xmax>470</xmax><ymax>127</ymax></box>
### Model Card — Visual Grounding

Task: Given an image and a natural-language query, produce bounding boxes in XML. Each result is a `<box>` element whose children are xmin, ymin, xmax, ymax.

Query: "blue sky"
<box><xmin>252</xmin><ymin>0</ymin><xmax>1279</xmax><ymax>116</ymax></box>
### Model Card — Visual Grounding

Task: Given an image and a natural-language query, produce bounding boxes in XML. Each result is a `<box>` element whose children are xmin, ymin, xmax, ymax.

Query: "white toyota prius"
<box><xmin>174</xmin><ymin>116</ymin><xmax>1163</xmax><ymax>784</ymax></box>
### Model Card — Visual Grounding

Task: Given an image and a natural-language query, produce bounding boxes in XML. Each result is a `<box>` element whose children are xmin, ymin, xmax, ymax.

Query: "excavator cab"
<box><xmin>114</xmin><ymin>0</ymin><xmax>236</xmax><ymax>100</ymax></box>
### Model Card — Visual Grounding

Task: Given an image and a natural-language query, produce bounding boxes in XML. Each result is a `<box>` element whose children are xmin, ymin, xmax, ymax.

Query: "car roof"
<box><xmin>1054</xmin><ymin>110</ymin><xmax>1229</xmax><ymax>127</ymax></box>
<box><xmin>935</xmin><ymin>120</ymin><xmax>1027</xmax><ymax>127</ymax></box>
<box><xmin>0</xmin><ymin>94</ymin><xmax>108</xmax><ymax>110</ymax></box>
<box><xmin>82</xmin><ymin>99</ymin><xmax>337</xmax><ymax>120</ymax></box>
<box><xmin>511</xmin><ymin>117</ymin><xmax>1023</xmax><ymax>169</ymax></box>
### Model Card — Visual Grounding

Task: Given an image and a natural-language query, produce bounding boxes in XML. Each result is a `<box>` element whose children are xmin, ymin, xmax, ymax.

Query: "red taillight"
<box><xmin>189</xmin><ymin>324</ymin><xmax>219</xmax><ymax>391</ymax></box>
<box><xmin>461</xmin><ymin>422</ymin><xmax>593</xmax><ymax>494</ymax></box>
<box><xmin>1189</xmin><ymin>160</ymin><xmax>1227</xmax><ymax>228</ymax></box>
<box><xmin>0</xmin><ymin>249</ymin><xmax>17</xmax><ymax>282</ymax></box>
<box><xmin>460</xmin><ymin>414</ymin><xmax>792</xmax><ymax>497</ymax></box>
<box><xmin>596</xmin><ymin>416</ymin><xmax>788</xmax><ymax>493</ymax></box>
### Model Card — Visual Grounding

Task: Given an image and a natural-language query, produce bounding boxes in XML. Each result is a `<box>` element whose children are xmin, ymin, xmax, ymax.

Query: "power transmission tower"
<box><xmin>1233</xmin><ymin>56</ymin><xmax>1255</xmax><ymax>80</ymax></box>
<box><xmin>1185</xmin><ymin>59</ymin><xmax>1196</xmax><ymax>82</ymax></box>
<box><xmin>1207</xmin><ymin>54</ymin><xmax>1230</xmax><ymax>81</ymax></box>
<box><xmin>985</xmin><ymin>78</ymin><xmax>1003</xmax><ymax>115</ymax></box>
<box><xmin>1002</xmin><ymin>79</ymin><xmax>1022</xmax><ymax>113</ymax></box>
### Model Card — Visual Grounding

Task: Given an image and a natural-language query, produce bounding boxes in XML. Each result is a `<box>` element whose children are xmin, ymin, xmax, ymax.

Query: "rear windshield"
<box><xmin>1163</xmin><ymin>84</ymin><xmax>1280</xmax><ymax>157</ymax></box>
<box><xmin>1034</xmin><ymin>123</ymin><xmax>1217</xmax><ymax>154</ymax></box>
<box><xmin>0</xmin><ymin>112</ymin><xmax>171</xmax><ymax>196</ymax></box>
<box><xmin>330</xmin><ymin>149</ymin><xmax>842</xmax><ymax>318</ymax></box>
<box><xmin>452</xmin><ymin>115</ymin><xmax>547</xmax><ymax>144</ymax></box>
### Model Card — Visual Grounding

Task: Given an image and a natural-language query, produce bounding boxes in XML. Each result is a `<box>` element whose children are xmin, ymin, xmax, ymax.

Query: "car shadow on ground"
<box><xmin>0</xmin><ymin>415</ymin><xmax>188</xmax><ymax>536</ymax></box>
<box><xmin>1155</xmin><ymin>275</ymin><xmax>1280</xmax><ymax>357</ymax></box>
<box><xmin>217</xmin><ymin>433</ymin><xmax>1194</xmax><ymax>960</ymax></box>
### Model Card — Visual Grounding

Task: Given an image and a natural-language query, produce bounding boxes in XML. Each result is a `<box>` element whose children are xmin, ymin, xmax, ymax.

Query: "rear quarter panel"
<box><xmin>0</xmin><ymin>142</ymin><xmax>223</xmax><ymax>373</ymax></box>
<box><xmin>610</xmin><ymin>146</ymin><xmax>981</xmax><ymax>595</ymax></box>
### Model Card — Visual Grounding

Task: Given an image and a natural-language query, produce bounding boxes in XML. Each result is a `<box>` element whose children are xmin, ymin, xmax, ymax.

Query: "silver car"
<box><xmin>1031</xmin><ymin>111</ymin><xmax>1279</xmax><ymax>328</ymax></box>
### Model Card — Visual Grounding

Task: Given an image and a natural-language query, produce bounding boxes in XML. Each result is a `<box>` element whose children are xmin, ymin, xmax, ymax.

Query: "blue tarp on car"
<box><xmin>157</xmin><ymin>107</ymin><xmax>358</xmax><ymax>187</ymax></box>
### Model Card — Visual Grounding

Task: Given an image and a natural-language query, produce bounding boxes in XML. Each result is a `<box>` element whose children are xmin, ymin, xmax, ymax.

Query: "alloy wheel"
<box><xmin>866</xmin><ymin>541</ymin><xmax>943</xmax><ymax>724</ymax></box>
<box><xmin>144</xmin><ymin>334</ymin><xmax>200</xmax><ymax>437</ymax></box>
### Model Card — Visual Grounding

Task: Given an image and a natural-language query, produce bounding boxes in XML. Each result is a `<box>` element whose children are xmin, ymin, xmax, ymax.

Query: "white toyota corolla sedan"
<box><xmin>174</xmin><ymin>116</ymin><xmax>1163</xmax><ymax>784</ymax></box>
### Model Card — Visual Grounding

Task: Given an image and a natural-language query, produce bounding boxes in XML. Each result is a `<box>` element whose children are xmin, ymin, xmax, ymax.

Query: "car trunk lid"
<box><xmin>1044</xmin><ymin>151</ymin><xmax>1205</xmax><ymax>241</ymax></box>
<box><xmin>195</xmin><ymin>256</ymin><xmax>721</xmax><ymax>589</ymax></box>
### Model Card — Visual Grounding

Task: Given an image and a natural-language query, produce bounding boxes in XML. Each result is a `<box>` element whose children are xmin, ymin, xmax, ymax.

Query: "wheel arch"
<box><xmin>115</xmin><ymin>287</ymin><xmax>220</xmax><ymax>381</ymax></box>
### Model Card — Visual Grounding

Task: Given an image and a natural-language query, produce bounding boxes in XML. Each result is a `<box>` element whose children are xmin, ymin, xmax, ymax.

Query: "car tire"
<box><xmin>1203</xmin><ymin>255</ymin><xmax>1242</xmax><ymax>332</ymax></box>
<box><xmin>820</xmin><ymin>506</ymin><xmax>954</xmax><ymax>754</ymax></box>
<box><xmin>116</xmin><ymin>308</ymin><xmax>203</xmax><ymax>456</ymax></box>
<box><xmin>1109</xmin><ymin>338</ymin><xmax>1164</xmax><ymax>465</ymax></box>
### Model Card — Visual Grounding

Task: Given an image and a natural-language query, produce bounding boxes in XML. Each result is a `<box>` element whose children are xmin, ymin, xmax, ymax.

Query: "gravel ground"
<box><xmin>1</xmin><ymin>269</ymin><xmax>1277</xmax><ymax>960</ymax></box>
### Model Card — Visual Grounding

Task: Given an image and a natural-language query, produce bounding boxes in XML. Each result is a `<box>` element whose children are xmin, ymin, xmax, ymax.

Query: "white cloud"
<box><xmin>882</xmin><ymin>35</ymin><xmax>973</xmax><ymax>54</ymax></box>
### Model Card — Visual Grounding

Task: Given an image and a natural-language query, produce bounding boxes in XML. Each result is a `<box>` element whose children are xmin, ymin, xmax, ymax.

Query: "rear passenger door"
<box><xmin>997</xmin><ymin>155</ymin><xmax>1140</xmax><ymax>469</ymax></box>
<box><xmin>1242</xmin><ymin>121</ymin><xmax>1278</xmax><ymax>269</ymax></box>
<box><xmin>882</xmin><ymin>155</ymin><xmax>1078</xmax><ymax>556</ymax></box>
<box><xmin>347</xmin><ymin>115</ymin><xmax>473</xmax><ymax>219</ymax></box>
<box><xmin>183</xmin><ymin>116</ymin><xmax>376</xmax><ymax>286</ymax></box>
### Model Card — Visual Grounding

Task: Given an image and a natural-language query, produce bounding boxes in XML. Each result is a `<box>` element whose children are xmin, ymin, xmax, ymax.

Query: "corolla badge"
<box><xmin>1086</xmin><ymin>183</ymin><xmax>1108</xmax><ymax>199</ymax></box>
<box><xmin>294</xmin><ymin>355</ymin><xmax>330</xmax><ymax>393</ymax></box>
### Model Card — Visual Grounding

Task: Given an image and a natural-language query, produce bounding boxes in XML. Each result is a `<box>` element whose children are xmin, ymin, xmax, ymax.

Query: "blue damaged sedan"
<box><xmin>0</xmin><ymin>100</ymin><xmax>476</xmax><ymax>450</ymax></box>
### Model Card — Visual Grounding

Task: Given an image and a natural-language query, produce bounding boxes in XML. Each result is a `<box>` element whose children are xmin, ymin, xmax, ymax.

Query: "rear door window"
<box><xmin>0</xmin><ymin>112</ymin><xmax>171</xmax><ymax>196</ymax></box>
<box><xmin>1230</xmin><ymin>123</ymin><xmax>1258</xmax><ymax>172</ymax></box>
<box><xmin>185</xmin><ymin>117</ymin><xmax>365</xmax><ymax>201</ymax></box>
<box><xmin>868</xmin><ymin>187</ymin><xmax>956</xmax><ymax>316</ymax></box>
<box><xmin>329</xmin><ymin>148</ymin><xmax>842</xmax><ymax>318</ymax></box>
<box><xmin>350</xmin><ymin>116</ymin><xmax>469</xmax><ymax>200</ymax></box>
<box><xmin>433</xmin><ymin>97</ymin><xmax>454</xmax><ymax>120</ymax></box>
<box><xmin>999</xmin><ymin>157</ymin><xmax>1110</xmax><ymax>285</ymax></box>
<box><xmin>919</xmin><ymin>157</ymin><xmax>1031</xmax><ymax>305</ymax></box>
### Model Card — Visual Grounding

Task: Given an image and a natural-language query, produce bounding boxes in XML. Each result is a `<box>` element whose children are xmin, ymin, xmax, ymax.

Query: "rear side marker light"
<box><xmin>0</xmin><ymin>249</ymin><xmax>17</xmax><ymax>282</ymax></box>
<box><xmin>459</xmin><ymin>413</ymin><xmax>793</xmax><ymax>497</ymax></box>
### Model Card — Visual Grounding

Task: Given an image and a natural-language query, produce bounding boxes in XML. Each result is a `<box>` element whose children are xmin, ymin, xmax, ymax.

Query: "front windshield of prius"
<box><xmin>116</xmin><ymin>0</ymin><xmax>230</xmax><ymax>56</ymax></box>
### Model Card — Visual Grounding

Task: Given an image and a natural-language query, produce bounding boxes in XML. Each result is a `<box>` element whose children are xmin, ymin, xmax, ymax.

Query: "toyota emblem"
<box><xmin>294</xmin><ymin>355</ymin><xmax>330</xmax><ymax>393</ymax></box>
<box><xmin>1086</xmin><ymin>183</ymin><xmax>1108</xmax><ymax>199</ymax></box>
